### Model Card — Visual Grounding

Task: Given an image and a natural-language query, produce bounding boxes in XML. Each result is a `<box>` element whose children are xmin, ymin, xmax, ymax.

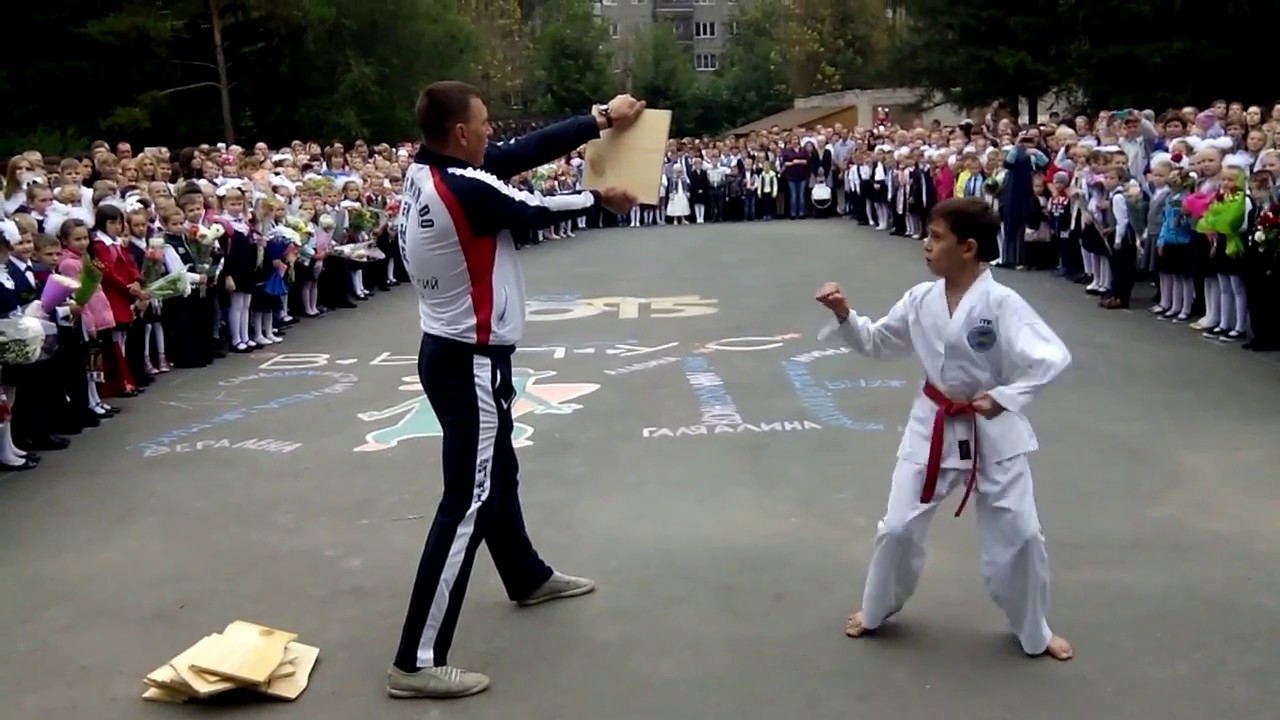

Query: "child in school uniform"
<box><xmin>908</xmin><ymin>151</ymin><xmax>936</xmax><ymax>240</ymax></box>
<box><xmin>1243</xmin><ymin>168</ymin><xmax>1279</xmax><ymax>351</ymax></box>
<box><xmin>53</xmin><ymin>215</ymin><xmax>118</xmax><ymax>422</ymax></box>
<box><xmin>1155</xmin><ymin>163</ymin><xmax>1196</xmax><ymax>323</ymax></box>
<box><xmin>217</xmin><ymin>186</ymin><xmax>260</xmax><ymax>353</ymax></box>
<box><xmin>1094</xmin><ymin>166</ymin><xmax>1138</xmax><ymax>309</ymax></box>
<box><xmin>1146</xmin><ymin>154</ymin><xmax>1177</xmax><ymax>316</ymax></box>
<box><xmin>1200</xmin><ymin>154</ymin><xmax>1252</xmax><ymax>341</ymax></box>
<box><xmin>89</xmin><ymin>203</ymin><xmax>143</xmax><ymax>398</ymax></box>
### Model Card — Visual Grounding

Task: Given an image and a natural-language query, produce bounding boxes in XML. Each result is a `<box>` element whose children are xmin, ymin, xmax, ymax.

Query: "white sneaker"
<box><xmin>386</xmin><ymin>665</ymin><xmax>490</xmax><ymax>699</ymax></box>
<box><xmin>517</xmin><ymin>571</ymin><xmax>596</xmax><ymax>607</ymax></box>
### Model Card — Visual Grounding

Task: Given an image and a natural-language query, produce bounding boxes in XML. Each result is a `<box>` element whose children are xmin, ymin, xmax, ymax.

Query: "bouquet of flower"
<box><xmin>1182</xmin><ymin>191</ymin><xmax>1214</xmax><ymax>220</ymax></box>
<box><xmin>72</xmin><ymin>259</ymin><xmax>102</xmax><ymax>307</ymax></box>
<box><xmin>38</xmin><ymin>274</ymin><xmax>80</xmax><ymax>316</ymax></box>
<box><xmin>192</xmin><ymin>224</ymin><xmax>224</xmax><ymax>296</ymax></box>
<box><xmin>1196</xmin><ymin>190</ymin><xmax>1248</xmax><ymax>258</ymax></box>
<box><xmin>317</xmin><ymin>213</ymin><xmax>337</xmax><ymax>232</ymax></box>
<box><xmin>347</xmin><ymin>206</ymin><xmax>378</xmax><ymax>234</ymax></box>
<box><xmin>329</xmin><ymin>240</ymin><xmax>385</xmax><ymax>262</ymax></box>
<box><xmin>141</xmin><ymin>236</ymin><xmax>168</xmax><ymax>286</ymax></box>
<box><xmin>0</xmin><ymin>316</ymin><xmax>57</xmax><ymax>366</ymax></box>
<box><xmin>1253</xmin><ymin>202</ymin><xmax>1280</xmax><ymax>249</ymax></box>
<box><xmin>303</xmin><ymin>177</ymin><xmax>334</xmax><ymax>195</ymax></box>
<box><xmin>144</xmin><ymin>270</ymin><xmax>192</xmax><ymax>301</ymax></box>
<box><xmin>983</xmin><ymin>175</ymin><xmax>1002</xmax><ymax>196</ymax></box>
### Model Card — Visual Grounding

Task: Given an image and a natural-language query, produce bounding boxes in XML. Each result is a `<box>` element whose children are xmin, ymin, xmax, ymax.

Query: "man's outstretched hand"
<box><xmin>597</xmin><ymin>95</ymin><xmax>646</xmax><ymax>132</ymax></box>
<box><xmin>599</xmin><ymin>187</ymin><xmax>638</xmax><ymax>214</ymax></box>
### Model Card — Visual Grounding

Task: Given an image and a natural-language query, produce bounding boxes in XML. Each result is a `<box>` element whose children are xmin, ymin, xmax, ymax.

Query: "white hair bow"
<box><xmin>0</xmin><ymin>219</ymin><xmax>19</xmax><ymax>243</ymax></box>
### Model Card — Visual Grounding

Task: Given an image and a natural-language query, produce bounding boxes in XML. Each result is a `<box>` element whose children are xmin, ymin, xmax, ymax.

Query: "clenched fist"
<box><xmin>815</xmin><ymin>282</ymin><xmax>850</xmax><ymax>321</ymax></box>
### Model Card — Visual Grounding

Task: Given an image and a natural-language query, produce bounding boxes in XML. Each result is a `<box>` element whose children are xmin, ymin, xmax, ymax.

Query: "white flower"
<box><xmin>318</xmin><ymin>213</ymin><xmax>336</xmax><ymax>231</ymax></box>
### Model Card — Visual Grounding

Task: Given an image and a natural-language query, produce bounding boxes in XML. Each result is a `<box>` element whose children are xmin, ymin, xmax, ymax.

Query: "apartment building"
<box><xmin>596</xmin><ymin>0</ymin><xmax>745</xmax><ymax>73</ymax></box>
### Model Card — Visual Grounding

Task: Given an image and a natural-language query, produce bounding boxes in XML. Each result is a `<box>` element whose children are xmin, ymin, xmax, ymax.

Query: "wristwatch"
<box><xmin>595</xmin><ymin>104</ymin><xmax>614</xmax><ymax>129</ymax></box>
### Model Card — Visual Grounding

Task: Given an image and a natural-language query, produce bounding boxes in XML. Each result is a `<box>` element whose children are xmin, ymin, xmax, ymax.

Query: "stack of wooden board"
<box><xmin>142</xmin><ymin>621</ymin><xmax>319</xmax><ymax>704</ymax></box>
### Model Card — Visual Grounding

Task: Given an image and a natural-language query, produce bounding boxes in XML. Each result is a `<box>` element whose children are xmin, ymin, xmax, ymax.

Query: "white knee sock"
<box><xmin>1096</xmin><ymin>255</ymin><xmax>1112</xmax><ymax>289</ymax></box>
<box><xmin>150</xmin><ymin>323</ymin><xmax>165</xmax><ymax>358</ymax></box>
<box><xmin>0</xmin><ymin>423</ymin><xmax>24</xmax><ymax>463</ymax></box>
<box><xmin>1180</xmin><ymin>277</ymin><xmax>1195</xmax><ymax>315</ymax></box>
<box><xmin>1158</xmin><ymin>273</ymin><xmax>1171</xmax><ymax>309</ymax></box>
<box><xmin>1230</xmin><ymin>274</ymin><xmax>1249</xmax><ymax>333</ymax></box>
<box><xmin>229</xmin><ymin>292</ymin><xmax>250</xmax><ymax>345</ymax></box>
<box><xmin>1216</xmin><ymin>273</ymin><xmax>1235</xmax><ymax>330</ymax></box>
<box><xmin>87</xmin><ymin>379</ymin><xmax>102</xmax><ymax>408</ymax></box>
<box><xmin>250</xmin><ymin>312</ymin><xmax>266</xmax><ymax>343</ymax></box>
<box><xmin>1203</xmin><ymin>275</ymin><xmax>1220</xmax><ymax>326</ymax></box>
<box><xmin>263</xmin><ymin>312</ymin><xmax>277</xmax><ymax>341</ymax></box>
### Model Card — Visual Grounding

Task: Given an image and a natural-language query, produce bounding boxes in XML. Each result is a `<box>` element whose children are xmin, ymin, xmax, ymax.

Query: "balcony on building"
<box><xmin>655</xmin><ymin>0</ymin><xmax>694</xmax><ymax>14</ymax></box>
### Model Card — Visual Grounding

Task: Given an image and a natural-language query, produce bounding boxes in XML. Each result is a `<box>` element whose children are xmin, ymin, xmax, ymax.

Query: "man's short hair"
<box><xmin>416</xmin><ymin>81</ymin><xmax>483</xmax><ymax>144</ymax></box>
<box><xmin>930</xmin><ymin>197</ymin><xmax>1000</xmax><ymax>262</ymax></box>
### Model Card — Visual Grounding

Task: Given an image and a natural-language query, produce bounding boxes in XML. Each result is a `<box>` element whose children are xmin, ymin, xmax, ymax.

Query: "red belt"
<box><xmin>922</xmin><ymin>382</ymin><xmax>979</xmax><ymax>517</ymax></box>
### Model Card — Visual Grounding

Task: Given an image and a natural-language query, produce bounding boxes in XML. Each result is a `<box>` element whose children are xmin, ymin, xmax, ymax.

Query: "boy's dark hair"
<box><xmin>34</xmin><ymin>233</ymin><xmax>60</xmax><ymax>251</ymax></box>
<box><xmin>1159</xmin><ymin>110</ymin><xmax>1186</xmax><ymax>126</ymax></box>
<box><xmin>929</xmin><ymin>197</ymin><xmax>1000</xmax><ymax>262</ymax></box>
<box><xmin>177</xmin><ymin>192</ymin><xmax>203</xmax><ymax>209</ymax></box>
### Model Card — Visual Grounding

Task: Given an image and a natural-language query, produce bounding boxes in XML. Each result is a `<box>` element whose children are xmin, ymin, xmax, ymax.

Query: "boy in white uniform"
<box><xmin>815</xmin><ymin>197</ymin><xmax>1073</xmax><ymax>661</ymax></box>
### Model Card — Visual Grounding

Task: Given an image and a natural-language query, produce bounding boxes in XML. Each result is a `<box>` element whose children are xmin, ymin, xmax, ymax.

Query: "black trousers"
<box><xmin>393</xmin><ymin>334</ymin><xmax>552</xmax><ymax>671</ymax></box>
<box><xmin>1245</xmin><ymin>260</ymin><xmax>1279</xmax><ymax>347</ymax></box>
<box><xmin>1109</xmin><ymin>239</ymin><xmax>1139</xmax><ymax>304</ymax></box>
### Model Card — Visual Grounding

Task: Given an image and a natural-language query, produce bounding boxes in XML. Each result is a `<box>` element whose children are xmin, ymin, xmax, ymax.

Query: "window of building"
<box><xmin>729</xmin><ymin>21</ymin><xmax>738</xmax><ymax>36</ymax></box>
<box><xmin>695</xmin><ymin>53</ymin><xmax>718</xmax><ymax>71</ymax></box>
<box><xmin>694</xmin><ymin>21</ymin><xmax>716</xmax><ymax>38</ymax></box>
<box><xmin>632</xmin><ymin>0</ymin><xmax>647</xmax><ymax>4</ymax></box>
<box><xmin>609</xmin><ymin>22</ymin><xmax>620</xmax><ymax>38</ymax></box>
<box><xmin>602</xmin><ymin>0</ymin><xmax>616</xmax><ymax>5</ymax></box>
<box><xmin>695</xmin><ymin>0</ymin><xmax>714</xmax><ymax>5</ymax></box>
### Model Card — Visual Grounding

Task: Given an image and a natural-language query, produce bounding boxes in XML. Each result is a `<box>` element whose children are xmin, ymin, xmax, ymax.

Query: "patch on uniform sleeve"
<box><xmin>966</xmin><ymin>318</ymin><xmax>997</xmax><ymax>353</ymax></box>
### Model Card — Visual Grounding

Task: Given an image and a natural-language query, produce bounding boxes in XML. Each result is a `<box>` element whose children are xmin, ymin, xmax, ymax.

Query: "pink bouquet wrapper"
<box><xmin>314</xmin><ymin>229</ymin><xmax>332</xmax><ymax>253</ymax></box>
<box><xmin>1183</xmin><ymin>191</ymin><xmax>1213</xmax><ymax>219</ymax></box>
<box><xmin>39</xmin><ymin>275</ymin><xmax>79</xmax><ymax>315</ymax></box>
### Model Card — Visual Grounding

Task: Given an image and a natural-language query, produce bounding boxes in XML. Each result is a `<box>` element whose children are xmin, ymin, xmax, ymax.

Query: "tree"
<box><xmin>527</xmin><ymin>0</ymin><xmax>613</xmax><ymax>116</ymax></box>
<box><xmin>631</xmin><ymin>23</ymin><xmax>700</xmax><ymax>133</ymax></box>
<box><xmin>888</xmin><ymin>0</ymin><xmax>1071</xmax><ymax>122</ymax></box>
<box><xmin>461</xmin><ymin>0</ymin><xmax>530</xmax><ymax>113</ymax></box>
<box><xmin>716</xmin><ymin>0</ymin><xmax>793</xmax><ymax>130</ymax></box>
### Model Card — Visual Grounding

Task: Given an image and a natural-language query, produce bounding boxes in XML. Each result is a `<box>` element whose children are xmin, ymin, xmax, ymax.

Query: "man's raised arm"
<box><xmin>482</xmin><ymin>116</ymin><xmax>601</xmax><ymax>180</ymax></box>
<box><xmin>482</xmin><ymin>95</ymin><xmax>646</xmax><ymax>179</ymax></box>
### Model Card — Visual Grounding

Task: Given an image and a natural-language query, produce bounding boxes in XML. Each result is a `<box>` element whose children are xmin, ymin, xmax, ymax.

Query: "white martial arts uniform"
<box><xmin>820</xmin><ymin>268</ymin><xmax>1070</xmax><ymax>654</ymax></box>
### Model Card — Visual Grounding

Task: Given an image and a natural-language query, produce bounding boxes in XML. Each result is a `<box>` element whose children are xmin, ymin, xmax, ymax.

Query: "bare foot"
<box><xmin>844</xmin><ymin>610</ymin><xmax>866</xmax><ymax>637</ymax></box>
<box><xmin>1042</xmin><ymin>635</ymin><xmax>1073</xmax><ymax>661</ymax></box>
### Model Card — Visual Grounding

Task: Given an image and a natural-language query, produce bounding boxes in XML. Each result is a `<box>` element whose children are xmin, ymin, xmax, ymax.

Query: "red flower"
<box><xmin>1170</xmin><ymin>152</ymin><xmax>1183</xmax><ymax>164</ymax></box>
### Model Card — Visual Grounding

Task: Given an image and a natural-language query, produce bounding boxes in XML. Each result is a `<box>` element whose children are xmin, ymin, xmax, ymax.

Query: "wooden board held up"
<box><xmin>583</xmin><ymin>109</ymin><xmax>673</xmax><ymax>206</ymax></box>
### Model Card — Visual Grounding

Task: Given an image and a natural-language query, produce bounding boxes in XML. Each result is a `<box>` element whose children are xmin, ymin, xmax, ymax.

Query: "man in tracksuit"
<box><xmin>388</xmin><ymin>80</ymin><xmax>643</xmax><ymax>699</ymax></box>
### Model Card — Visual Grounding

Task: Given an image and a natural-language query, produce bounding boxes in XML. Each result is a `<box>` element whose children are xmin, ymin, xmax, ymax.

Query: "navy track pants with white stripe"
<box><xmin>393</xmin><ymin>333</ymin><xmax>553</xmax><ymax>671</ymax></box>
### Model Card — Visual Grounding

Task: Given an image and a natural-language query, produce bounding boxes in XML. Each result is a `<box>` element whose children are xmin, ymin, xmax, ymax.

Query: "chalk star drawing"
<box><xmin>353</xmin><ymin>369</ymin><xmax>600</xmax><ymax>452</ymax></box>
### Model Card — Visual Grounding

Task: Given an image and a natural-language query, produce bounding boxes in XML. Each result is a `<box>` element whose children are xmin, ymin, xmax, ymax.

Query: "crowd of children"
<box><xmin>0</xmin><ymin>140</ymin><xmax>414</xmax><ymax>472</ymax></box>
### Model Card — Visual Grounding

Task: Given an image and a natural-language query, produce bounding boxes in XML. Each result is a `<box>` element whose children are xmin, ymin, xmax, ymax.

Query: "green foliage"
<box><xmin>1</xmin><ymin>0</ymin><xmax>482</xmax><ymax>155</ymax></box>
<box><xmin>631</xmin><ymin>24</ymin><xmax>699</xmax><ymax>125</ymax></box>
<box><xmin>715</xmin><ymin>0</ymin><xmax>793</xmax><ymax>131</ymax></box>
<box><xmin>528</xmin><ymin>0</ymin><xmax>613</xmax><ymax>116</ymax></box>
<box><xmin>889</xmin><ymin>0</ymin><xmax>1067</xmax><ymax>118</ymax></box>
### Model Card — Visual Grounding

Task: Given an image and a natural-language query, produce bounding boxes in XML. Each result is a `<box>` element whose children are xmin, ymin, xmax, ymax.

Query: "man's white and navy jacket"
<box><xmin>401</xmin><ymin>116</ymin><xmax>603</xmax><ymax>348</ymax></box>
